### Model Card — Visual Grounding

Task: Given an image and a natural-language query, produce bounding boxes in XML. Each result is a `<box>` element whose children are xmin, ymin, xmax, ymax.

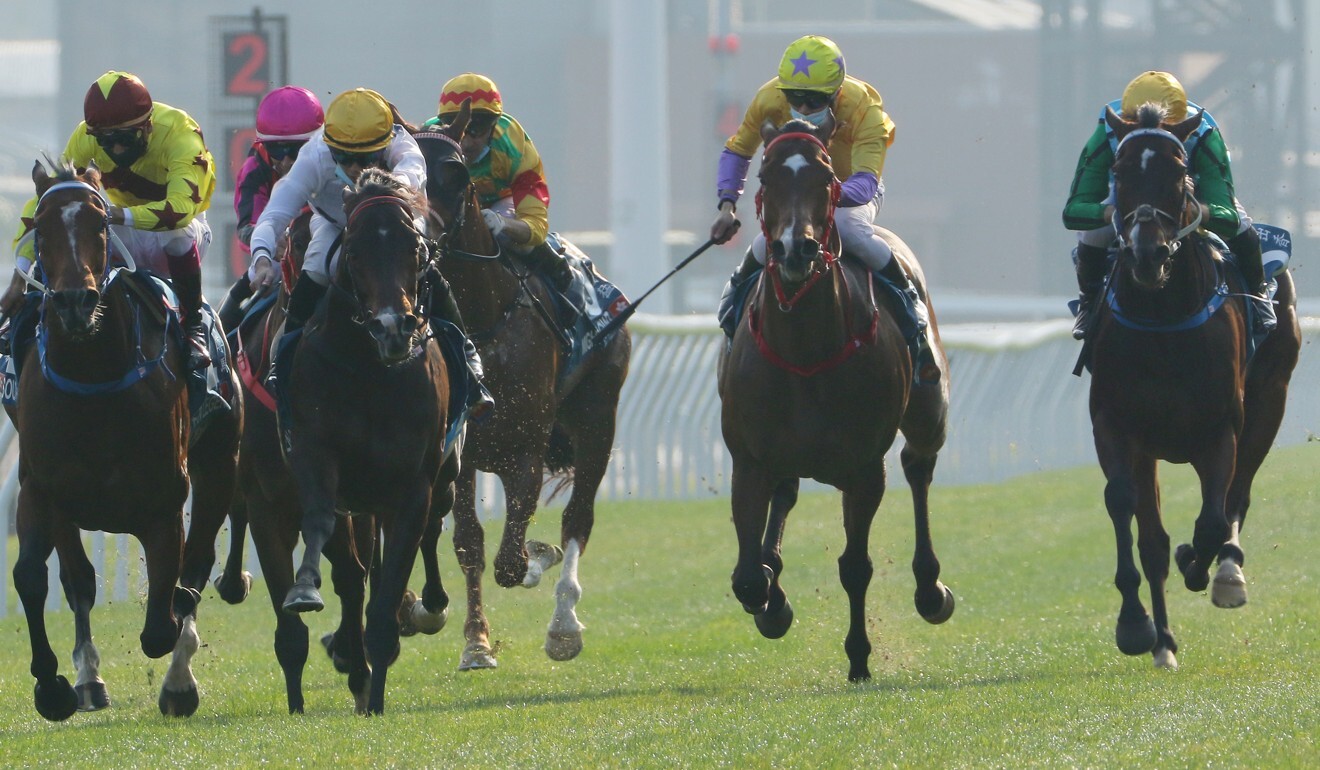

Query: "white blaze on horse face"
<box><xmin>773</xmin><ymin>154</ymin><xmax>811</xmax><ymax>256</ymax></box>
<box><xmin>781</xmin><ymin>153</ymin><xmax>809</xmax><ymax>176</ymax></box>
<box><xmin>1140</xmin><ymin>148</ymin><xmax>1156</xmax><ymax>173</ymax></box>
<box><xmin>60</xmin><ymin>201</ymin><xmax>83</xmax><ymax>254</ymax></box>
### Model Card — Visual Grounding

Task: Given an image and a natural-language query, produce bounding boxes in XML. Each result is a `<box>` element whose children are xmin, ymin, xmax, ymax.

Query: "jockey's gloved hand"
<box><xmin>249</xmin><ymin>248</ymin><xmax>277</xmax><ymax>290</ymax></box>
<box><xmin>481</xmin><ymin>208</ymin><xmax>507</xmax><ymax>238</ymax></box>
<box><xmin>710</xmin><ymin>201</ymin><xmax>739</xmax><ymax>245</ymax></box>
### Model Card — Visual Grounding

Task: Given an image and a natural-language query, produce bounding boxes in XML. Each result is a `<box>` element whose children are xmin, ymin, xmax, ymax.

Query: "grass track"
<box><xmin>1</xmin><ymin>445</ymin><xmax>1317</xmax><ymax>768</ymax></box>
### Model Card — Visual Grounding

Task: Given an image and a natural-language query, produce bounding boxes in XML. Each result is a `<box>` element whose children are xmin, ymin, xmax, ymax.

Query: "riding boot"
<box><xmin>171</xmin><ymin>268</ymin><xmax>211</xmax><ymax>371</ymax></box>
<box><xmin>877</xmin><ymin>258</ymin><xmax>939</xmax><ymax>385</ymax></box>
<box><xmin>269</xmin><ymin>275</ymin><xmax>327</xmax><ymax>455</ymax></box>
<box><xmin>1071</xmin><ymin>243</ymin><xmax>1110</xmax><ymax>340</ymax></box>
<box><xmin>429</xmin><ymin>274</ymin><xmax>494</xmax><ymax>420</ymax></box>
<box><xmin>216</xmin><ymin>273</ymin><xmax>252</xmax><ymax>334</ymax></box>
<box><xmin>717</xmin><ymin>248</ymin><xmax>762</xmax><ymax>339</ymax></box>
<box><xmin>528</xmin><ymin>241</ymin><xmax>573</xmax><ymax>295</ymax></box>
<box><xmin>1227</xmin><ymin>227</ymin><xmax>1277</xmax><ymax>334</ymax></box>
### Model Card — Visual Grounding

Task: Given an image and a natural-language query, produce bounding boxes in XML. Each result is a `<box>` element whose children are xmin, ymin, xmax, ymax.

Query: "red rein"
<box><xmin>749</xmin><ymin>132</ymin><xmax>877</xmax><ymax>377</ymax></box>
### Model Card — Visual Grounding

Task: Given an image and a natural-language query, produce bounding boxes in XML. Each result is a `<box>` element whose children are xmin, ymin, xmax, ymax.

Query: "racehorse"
<box><xmin>717</xmin><ymin>117</ymin><xmax>955</xmax><ymax>682</ymax></box>
<box><xmin>413</xmin><ymin>106</ymin><xmax>632</xmax><ymax>669</ymax></box>
<box><xmin>1087</xmin><ymin>104</ymin><xmax>1301</xmax><ymax>669</ymax></box>
<box><xmin>7</xmin><ymin>161</ymin><xmax>241</xmax><ymax>719</ymax></box>
<box><xmin>280</xmin><ymin>168</ymin><xmax>457</xmax><ymax>714</ymax></box>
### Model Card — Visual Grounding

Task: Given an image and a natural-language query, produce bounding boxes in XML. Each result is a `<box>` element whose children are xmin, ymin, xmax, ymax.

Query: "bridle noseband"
<box><xmin>339</xmin><ymin>193</ymin><xmax>429</xmax><ymax>330</ymax></box>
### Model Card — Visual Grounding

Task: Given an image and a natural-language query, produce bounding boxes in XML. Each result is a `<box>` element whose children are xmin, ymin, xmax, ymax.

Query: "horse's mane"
<box><xmin>349</xmin><ymin>167</ymin><xmax>425</xmax><ymax>218</ymax></box>
<box><xmin>1134</xmin><ymin>102</ymin><xmax>1168</xmax><ymax>129</ymax></box>
<box><xmin>38</xmin><ymin>155</ymin><xmax>100</xmax><ymax>187</ymax></box>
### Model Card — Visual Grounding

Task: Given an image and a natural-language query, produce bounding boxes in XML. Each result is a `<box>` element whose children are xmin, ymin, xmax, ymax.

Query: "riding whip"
<box><xmin>594</xmin><ymin>224</ymin><xmax>737</xmax><ymax>342</ymax></box>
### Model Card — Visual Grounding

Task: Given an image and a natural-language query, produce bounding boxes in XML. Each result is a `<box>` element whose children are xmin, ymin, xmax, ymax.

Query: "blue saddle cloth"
<box><xmin>545</xmin><ymin>233</ymin><xmax>629</xmax><ymax>381</ymax></box>
<box><xmin>0</xmin><ymin>270</ymin><xmax>238</xmax><ymax>447</ymax></box>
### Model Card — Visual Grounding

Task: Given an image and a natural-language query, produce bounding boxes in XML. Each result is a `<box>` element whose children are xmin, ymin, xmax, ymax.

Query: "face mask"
<box><xmin>789</xmin><ymin>107</ymin><xmax>829</xmax><ymax>128</ymax></box>
<box><xmin>470</xmin><ymin>144</ymin><xmax>491</xmax><ymax>164</ymax></box>
<box><xmin>334</xmin><ymin>164</ymin><xmax>357</xmax><ymax>187</ymax></box>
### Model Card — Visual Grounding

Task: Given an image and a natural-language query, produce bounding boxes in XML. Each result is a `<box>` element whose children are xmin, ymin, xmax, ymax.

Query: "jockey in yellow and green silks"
<box><xmin>1062</xmin><ymin>70</ymin><xmax>1274</xmax><ymax>338</ymax></box>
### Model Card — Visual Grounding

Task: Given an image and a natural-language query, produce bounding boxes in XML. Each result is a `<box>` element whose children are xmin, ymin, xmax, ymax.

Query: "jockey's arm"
<box><xmin>1190</xmin><ymin>129</ymin><xmax>1242</xmax><ymax>241</ymax></box>
<box><xmin>1062</xmin><ymin>123</ymin><xmax>1115</xmax><ymax>231</ymax></box>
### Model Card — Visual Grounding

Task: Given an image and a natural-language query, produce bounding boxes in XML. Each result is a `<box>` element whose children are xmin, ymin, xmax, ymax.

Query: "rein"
<box><xmin>334</xmin><ymin>193</ymin><xmax>429</xmax><ymax>337</ymax></box>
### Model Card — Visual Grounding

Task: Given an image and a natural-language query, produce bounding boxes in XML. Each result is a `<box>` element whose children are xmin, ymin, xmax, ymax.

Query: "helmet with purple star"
<box><xmin>776</xmin><ymin>35</ymin><xmax>846</xmax><ymax>95</ymax></box>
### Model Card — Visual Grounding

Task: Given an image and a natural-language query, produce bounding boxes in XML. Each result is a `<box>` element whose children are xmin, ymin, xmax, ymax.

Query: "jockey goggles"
<box><xmin>329</xmin><ymin>147</ymin><xmax>385</xmax><ymax>167</ymax></box>
<box><xmin>782</xmin><ymin>90</ymin><xmax>832</xmax><ymax>112</ymax></box>
<box><xmin>439</xmin><ymin>112</ymin><xmax>497</xmax><ymax>136</ymax></box>
<box><xmin>262</xmin><ymin>141</ymin><xmax>303</xmax><ymax>161</ymax></box>
<box><xmin>90</xmin><ymin>125</ymin><xmax>146</xmax><ymax>147</ymax></box>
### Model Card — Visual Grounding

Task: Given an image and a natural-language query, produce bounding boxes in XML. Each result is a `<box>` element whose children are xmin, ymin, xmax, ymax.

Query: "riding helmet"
<box><xmin>776</xmin><ymin>35</ymin><xmax>846</xmax><ymax>94</ymax></box>
<box><xmin>323</xmin><ymin>88</ymin><xmax>394</xmax><ymax>153</ymax></box>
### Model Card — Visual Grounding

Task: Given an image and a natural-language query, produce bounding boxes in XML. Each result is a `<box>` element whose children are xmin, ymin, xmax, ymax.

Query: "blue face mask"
<box><xmin>789</xmin><ymin>107</ymin><xmax>829</xmax><ymax>127</ymax></box>
<box><xmin>470</xmin><ymin>144</ymin><xmax>491</xmax><ymax>164</ymax></box>
<box><xmin>334</xmin><ymin>164</ymin><xmax>357</xmax><ymax>187</ymax></box>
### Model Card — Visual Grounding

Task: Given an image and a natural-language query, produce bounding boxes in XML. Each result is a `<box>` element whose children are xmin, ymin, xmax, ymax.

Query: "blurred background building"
<box><xmin>1</xmin><ymin>0</ymin><xmax>1314</xmax><ymax>320</ymax></box>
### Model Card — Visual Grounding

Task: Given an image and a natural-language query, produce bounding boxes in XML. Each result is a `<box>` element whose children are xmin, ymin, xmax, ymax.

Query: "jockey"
<box><xmin>709</xmin><ymin>35</ymin><xmax>937</xmax><ymax>383</ymax></box>
<box><xmin>422</xmin><ymin>73</ymin><xmax>572</xmax><ymax>294</ymax></box>
<box><xmin>245</xmin><ymin>87</ymin><xmax>491</xmax><ymax>415</ymax></box>
<box><xmin>1063</xmin><ymin>70</ymin><xmax>1276</xmax><ymax>338</ymax></box>
<box><xmin>218</xmin><ymin>85</ymin><xmax>324</xmax><ymax>329</ymax></box>
<box><xmin>3</xmin><ymin>70</ymin><xmax>217</xmax><ymax>370</ymax></box>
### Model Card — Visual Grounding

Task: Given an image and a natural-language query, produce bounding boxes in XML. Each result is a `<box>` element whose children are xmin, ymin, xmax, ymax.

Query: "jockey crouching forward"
<box><xmin>1063</xmin><ymin>70</ymin><xmax>1276</xmax><ymax>339</ymax></box>
<box><xmin>422</xmin><ymin>73</ymin><xmax>575</xmax><ymax>298</ymax></box>
<box><xmin>242</xmin><ymin>87</ymin><xmax>492</xmax><ymax>418</ymax></box>
<box><xmin>710</xmin><ymin>35</ymin><xmax>938</xmax><ymax>384</ymax></box>
<box><xmin>3</xmin><ymin>71</ymin><xmax>216</xmax><ymax>371</ymax></box>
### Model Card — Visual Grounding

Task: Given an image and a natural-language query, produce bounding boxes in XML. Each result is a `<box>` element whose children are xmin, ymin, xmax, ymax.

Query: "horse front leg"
<box><xmin>214</xmin><ymin>495</ymin><xmax>253</xmax><ymax>605</ymax></box>
<box><xmin>247</xmin><ymin>489</ymin><xmax>311</xmax><ymax>713</ymax></box>
<box><xmin>364</xmin><ymin>491</ymin><xmax>430</xmax><ymax>715</ymax></box>
<box><xmin>52</xmin><ymin>526</ymin><xmax>109</xmax><ymax>712</ymax></box>
<box><xmin>901</xmin><ymin>446</ymin><xmax>955</xmax><ymax>624</ymax></box>
<box><xmin>838</xmin><ymin>472</ymin><xmax>884</xmax><ymax>683</ymax></box>
<box><xmin>13</xmin><ymin>496</ymin><xmax>79</xmax><ymax>721</ymax></box>
<box><xmin>182</xmin><ymin>419</ymin><xmax>242</xmax><ymax>601</ymax></box>
<box><xmin>1096</xmin><ymin>430</ymin><xmax>1158</xmax><ymax>657</ymax></box>
<box><xmin>326</xmin><ymin>517</ymin><xmax>371</xmax><ymax>714</ymax></box>
<box><xmin>400</xmin><ymin>478</ymin><xmax>453</xmax><ymax>638</ymax></box>
<box><xmin>285</xmin><ymin>451</ymin><xmax>340</xmax><ymax>613</ymax></box>
<box><xmin>753</xmin><ymin>479</ymin><xmax>799</xmax><ymax>640</ymax></box>
<box><xmin>1175</xmin><ymin>431</ymin><xmax>1235</xmax><ymax>594</ymax></box>
<box><xmin>1130</xmin><ymin>460</ymin><xmax>1177</xmax><ymax>668</ymax></box>
<box><xmin>729</xmin><ymin>459</ymin><xmax>776</xmax><ymax>617</ymax></box>
<box><xmin>451</xmin><ymin>465</ymin><xmax>496</xmax><ymax>670</ymax></box>
<box><xmin>494</xmin><ymin>459</ymin><xmax>544</xmax><ymax>588</ymax></box>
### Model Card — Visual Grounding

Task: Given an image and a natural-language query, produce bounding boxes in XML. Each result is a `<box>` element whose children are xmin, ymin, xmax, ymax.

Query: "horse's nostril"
<box><xmin>401</xmin><ymin>315</ymin><xmax>419</xmax><ymax>335</ymax></box>
<box><xmin>367</xmin><ymin>318</ymin><xmax>387</xmax><ymax>341</ymax></box>
<box><xmin>802</xmin><ymin>239</ymin><xmax>819</xmax><ymax>257</ymax></box>
<box><xmin>769</xmin><ymin>240</ymin><xmax>787</xmax><ymax>260</ymax></box>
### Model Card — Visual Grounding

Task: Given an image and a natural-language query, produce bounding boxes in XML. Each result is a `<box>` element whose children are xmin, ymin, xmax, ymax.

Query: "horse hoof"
<box><xmin>282</xmin><ymin>584</ymin><xmax>325</xmax><ymax>614</ymax></box>
<box><xmin>522</xmin><ymin>541</ymin><xmax>565</xmax><ymax>588</ymax></box>
<box><xmin>76</xmin><ymin>681</ymin><xmax>111</xmax><ymax>712</ymax></box>
<box><xmin>545</xmin><ymin>630</ymin><xmax>583</xmax><ymax>661</ymax></box>
<box><xmin>847</xmin><ymin>665</ymin><xmax>872</xmax><ymax>683</ymax></box>
<box><xmin>754</xmin><ymin>600</ymin><xmax>794</xmax><ymax>639</ymax></box>
<box><xmin>1115</xmin><ymin>616</ymin><xmax>1158</xmax><ymax>655</ymax></box>
<box><xmin>1211</xmin><ymin>561</ymin><xmax>1248</xmax><ymax>608</ymax></box>
<box><xmin>158</xmin><ymin>685</ymin><xmax>200</xmax><ymax>718</ymax></box>
<box><xmin>215</xmin><ymin>569</ymin><xmax>252</xmax><ymax>605</ymax></box>
<box><xmin>34</xmin><ymin>676</ymin><xmax>79</xmax><ymax>722</ymax></box>
<box><xmin>459</xmin><ymin>643</ymin><xmax>498</xmax><ymax>671</ymax></box>
<box><xmin>409</xmin><ymin>600</ymin><xmax>449</xmax><ymax>636</ymax></box>
<box><xmin>1152</xmin><ymin>647</ymin><xmax>1179</xmax><ymax>670</ymax></box>
<box><xmin>398</xmin><ymin>590</ymin><xmax>420</xmax><ymax>637</ymax></box>
<box><xmin>917</xmin><ymin>582</ymin><xmax>955</xmax><ymax>625</ymax></box>
<box><xmin>320</xmin><ymin>632</ymin><xmax>353</xmax><ymax>674</ymax></box>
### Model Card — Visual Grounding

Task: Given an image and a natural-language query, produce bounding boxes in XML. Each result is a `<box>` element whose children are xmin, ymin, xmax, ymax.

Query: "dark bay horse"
<box><xmin>414</xmin><ymin>110</ymin><xmax>631</xmax><ymax>670</ymax></box>
<box><xmin>717</xmin><ymin>118</ymin><xmax>955</xmax><ymax>682</ymax></box>
<box><xmin>1088</xmin><ymin>104</ymin><xmax>1301</xmax><ymax>669</ymax></box>
<box><xmin>280</xmin><ymin>168</ymin><xmax>457</xmax><ymax>714</ymax></box>
<box><xmin>8</xmin><ymin>161</ymin><xmax>241</xmax><ymax>719</ymax></box>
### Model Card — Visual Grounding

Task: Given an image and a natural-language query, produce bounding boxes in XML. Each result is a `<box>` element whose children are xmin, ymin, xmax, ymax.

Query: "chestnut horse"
<box><xmin>279</xmin><ymin>168</ymin><xmax>457</xmax><ymax>714</ymax></box>
<box><xmin>7</xmin><ymin>161</ymin><xmax>241</xmax><ymax>719</ymax></box>
<box><xmin>717</xmin><ymin>118</ymin><xmax>955</xmax><ymax>682</ymax></box>
<box><xmin>414</xmin><ymin>111</ymin><xmax>631</xmax><ymax>670</ymax></box>
<box><xmin>1088</xmin><ymin>104</ymin><xmax>1301</xmax><ymax>669</ymax></box>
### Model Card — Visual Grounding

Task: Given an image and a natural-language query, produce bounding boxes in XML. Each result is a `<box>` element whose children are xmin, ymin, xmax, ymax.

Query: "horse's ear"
<box><xmin>1104</xmin><ymin>105</ymin><xmax>1132</xmax><ymax>141</ymax></box>
<box><xmin>759</xmin><ymin>119</ymin><xmax>780</xmax><ymax>145</ymax></box>
<box><xmin>439</xmin><ymin>99</ymin><xmax>472</xmax><ymax>143</ymax></box>
<box><xmin>1166</xmin><ymin>110</ymin><xmax>1201</xmax><ymax>142</ymax></box>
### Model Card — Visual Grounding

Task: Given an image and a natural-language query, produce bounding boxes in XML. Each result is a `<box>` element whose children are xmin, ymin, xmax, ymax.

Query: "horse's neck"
<box><xmin>1116</xmin><ymin>236</ymin><xmax>1220</xmax><ymax>320</ymax></box>
<box><xmin>444</xmin><ymin>200</ymin><xmax>519</xmax><ymax>329</ymax></box>
<box><xmin>755</xmin><ymin>264</ymin><xmax>859</xmax><ymax>352</ymax></box>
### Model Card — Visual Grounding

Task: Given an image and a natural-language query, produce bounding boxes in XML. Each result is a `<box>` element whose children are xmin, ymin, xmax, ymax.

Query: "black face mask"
<box><xmin>94</xmin><ymin>129</ymin><xmax>149</xmax><ymax>168</ymax></box>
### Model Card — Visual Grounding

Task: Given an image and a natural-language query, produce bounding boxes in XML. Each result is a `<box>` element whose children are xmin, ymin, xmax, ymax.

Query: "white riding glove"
<box><xmin>249</xmin><ymin>248</ymin><xmax>276</xmax><ymax>289</ymax></box>
<box><xmin>481</xmin><ymin>208</ymin><xmax>507</xmax><ymax>238</ymax></box>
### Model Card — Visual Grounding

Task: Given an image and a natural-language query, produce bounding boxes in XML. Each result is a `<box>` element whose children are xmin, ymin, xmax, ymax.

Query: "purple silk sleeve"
<box><xmin>717</xmin><ymin>148</ymin><xmax>752</xmax><ymax>204</ymax></box>
<box><xmin>838</xmin><ymin>171</ymin><xmax>879</xmax><ymax>208</ymax></box>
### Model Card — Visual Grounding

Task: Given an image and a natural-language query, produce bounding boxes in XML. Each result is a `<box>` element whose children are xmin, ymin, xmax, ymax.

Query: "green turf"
<box><xmin>1</xmin><ymin>445</ymin><xmax>1317</xmax><ymax>768</ymax></box>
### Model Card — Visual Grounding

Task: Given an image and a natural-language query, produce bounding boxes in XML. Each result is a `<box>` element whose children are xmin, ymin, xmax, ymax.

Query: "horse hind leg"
<box><xmin>1174</xmin><ymin>434</ymin><xmax>1235</xmax><ymax>595</ymax></box>
<box><xmin>400</xmin><ymin>488</ymin><xmax>453</xmax><ymax>637</ymax></box>
<box><xmin>494</xmin><ymin>461</ymin><xmax>544</xmax><ymax>588</ymax></box>
<box><xmin>214</xmin><ymin>495</ymin><xmax>253</xmax><ymax>605</ymax></box>
<box><xmin>54</xmin><ymin>528</ymin><xmax>110</xmax><ymax>712</ymax></box>
<box><xmin>1131</xmin><ymin>465</ymin><xmax>1178</xmax><ymax>669</ymax></box>
<box><xmin>753</xmin><ymin>479</ymin><xmax>799</xmax><ymax>640</ymax></box>
<box><xmin>838</xmin><ymin>480</ymin><xmax>884</xmax><ymax>682</ymax></box>
<box><xmin>158</xmin><ymin>586</ymin><xmax>202</xmax><ymax>717</ymax></box>
<box><xmin>452</xmin><ymin>466</ymin><xmax>497</xmax><ymax>670</ymax></box>
<box><xmin>901</xmin><ymin>446</ymin><xmax>954</xmax><ymax>623</ymax></box>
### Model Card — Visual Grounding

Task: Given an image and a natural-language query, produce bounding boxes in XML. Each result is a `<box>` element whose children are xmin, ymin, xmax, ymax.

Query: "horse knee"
<box><xmin>838</xmin><ymin>553</ymin><xmax>873</xmax><ymax>595</ymax></box>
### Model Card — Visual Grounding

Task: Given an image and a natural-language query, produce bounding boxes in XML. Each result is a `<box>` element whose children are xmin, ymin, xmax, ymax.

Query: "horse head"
<box><xmin>338</xmin><ymin>167</ymin><xmax>429</xmax><ymax>364</ymax></box>
<box><xmin>30</xmin><ymin>160</ymin><xmax>110</xmax><ymax>336</ymax></box>
<box><xmin>757</xmin><ymin>114</ymin><xmax>840</xmax><ymax>286</ymax></box>
<box><xmin>1106</xmin><ymin>103</ymin><xmax>1203</xmax><ymax>290</ymax></box>
<box><xmin>412</xmin><ymin>100</ymin><xmax>494</xmax><ymax>257</ymax></box>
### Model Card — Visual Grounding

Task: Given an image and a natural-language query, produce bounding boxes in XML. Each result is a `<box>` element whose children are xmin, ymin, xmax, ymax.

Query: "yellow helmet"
<box><xmin>776</xmin><ymin>35</ymin><xmax>846</xmax><ymax>94</ymax></box>
<box><xmin>1120</xmin><ymin>71</ymin><xmax>1188</xmax><ymax>123</ymax></box>
<box><xmin>438</xmin><ymin>73</ymin><xmax>503</xmax><ymax>117</ymax></box>
<box><xmin>323</xmin><ymin>88</ymin><xmax>393</xmax><ymax>153</ymax></box>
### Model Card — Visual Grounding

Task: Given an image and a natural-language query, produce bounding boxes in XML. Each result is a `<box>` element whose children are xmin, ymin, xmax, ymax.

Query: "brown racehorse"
<box><xmin>413</xmin><ymin>107</ymin><xmax>632</xmax><ymax>670</ymax></box>
<box><xmin>7</xmin><ymin>161</ymin><xmax>241</xmax><ymax>719</ymax></box>
<box><xmin>279</xmin><ymin>168</ymin><xmax>457</xmax><ymax>714</ymax></box>
<box><xmin>1088</xmin><ymin>104</ymin><xmax>1301</xmax><ymax>669</ymax></box>
<box><xmin>718</xmin><ymin>118</ymin><xmax>955</xmax><ymax>682</ymax></box>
